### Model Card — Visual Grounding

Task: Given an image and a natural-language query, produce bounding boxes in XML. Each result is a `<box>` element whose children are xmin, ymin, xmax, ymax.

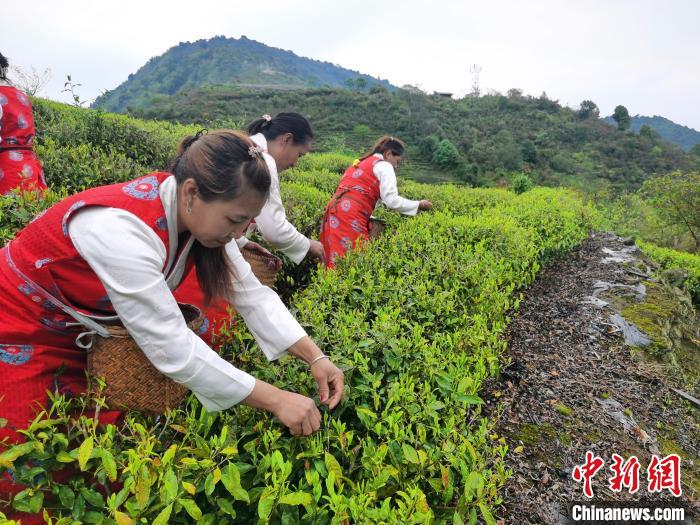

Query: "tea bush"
<box><xmin>637</xmin><ymin>241</ymin><xmax>700</xmax><ymax>305</ymax></box>
<box><xmin>296</xmin><ymin>153</ymin><xmax>355</xmax><ymax>174</ymax></box>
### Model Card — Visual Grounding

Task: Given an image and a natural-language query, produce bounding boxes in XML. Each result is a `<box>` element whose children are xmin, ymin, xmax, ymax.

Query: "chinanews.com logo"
<box><xmin>568</xmin><ymin>451</ymin><xmax>689</xmax><ymax>523</ymax></box>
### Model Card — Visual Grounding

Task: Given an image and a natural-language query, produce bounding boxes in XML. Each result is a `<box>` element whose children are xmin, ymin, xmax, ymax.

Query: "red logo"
<box><xmin>647</xmin><ymin>454</ymin><xmax>682</xmax><ymax>497</ymax></box>
<box><xmin>573</xmin><ymin>451</ymin><xmax>605</xmax><ymax>498</ymax></box>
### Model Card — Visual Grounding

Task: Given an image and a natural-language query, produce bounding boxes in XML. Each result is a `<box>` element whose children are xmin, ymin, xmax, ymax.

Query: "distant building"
<box><xmin>433</xmin><ymin>91</ymin><xmax>454</xmax><ymax>98</ymax></box>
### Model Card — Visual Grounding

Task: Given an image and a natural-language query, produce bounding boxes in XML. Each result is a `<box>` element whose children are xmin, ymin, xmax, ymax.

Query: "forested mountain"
<box><xmin>93</xmin><ymin>36</ymin><xmax>700</xmax><ymax>190</ymax></box>
<box><xmin>93</xmin><ymin>36</ymin><xmax>394</xmax><ymax>113</ymax></box>
<box><xmin>129</xmin><ymin>86</ymin><xmax>700</xmax><ymax>191</ymax></box>
<box><xmin>604</xmin><ymin>114</ymin><xmax>700</xmax><ymax>151</ymax></box>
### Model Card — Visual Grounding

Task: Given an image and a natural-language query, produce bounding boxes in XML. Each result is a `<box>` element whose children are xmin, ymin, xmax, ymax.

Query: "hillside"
<box><xmin>604</xmin><ymin>114</ymin><xmax>700</xmax><ymax>151</ymax></box>
<box><xmin>129</xmin><ymin>86</ymin><xmax>700</xmax><ymax>191</ymax></box>
<box><xmin>93</xmin><ymin>36</ymin><xmax>394</xmax><ymax>113</ymax></box>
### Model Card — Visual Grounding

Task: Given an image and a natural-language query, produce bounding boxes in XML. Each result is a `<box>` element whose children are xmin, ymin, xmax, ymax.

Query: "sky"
<box><xmin>4</xmin><ymin>0</ymin><xmax>700</xmax><ymax>130</ymax></box>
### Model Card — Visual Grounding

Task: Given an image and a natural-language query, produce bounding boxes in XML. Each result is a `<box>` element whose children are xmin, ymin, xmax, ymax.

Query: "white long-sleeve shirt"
<box><xmin>244</xmin><ymin>133</ymin><xmax>310</xmax><ymax>264</ymax></box>
<box><xmin>68</xmin><ymin>175</ymin><xmax>307</xmax><ymax>412</ymax></box>
<box><xmin>371</xmin><ymin>153</ymin><xmax>420</xmax><ymax>216</ymax></box>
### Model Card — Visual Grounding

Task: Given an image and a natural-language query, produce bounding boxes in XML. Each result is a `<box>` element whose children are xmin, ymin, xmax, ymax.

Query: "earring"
<box><xmin>186</xmin><ymin>201</ymin><xmax>192</xmax><ymax>214</ymax></box>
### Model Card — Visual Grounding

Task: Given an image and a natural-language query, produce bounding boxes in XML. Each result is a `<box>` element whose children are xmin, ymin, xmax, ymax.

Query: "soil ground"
<box><xmin>487</xmin><ymin>232</ymin><xmax>699</xmax><ymax>524</ymax></box>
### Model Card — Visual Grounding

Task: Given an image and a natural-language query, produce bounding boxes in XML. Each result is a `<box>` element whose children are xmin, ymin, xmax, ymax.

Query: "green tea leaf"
<box><xmin>58</xmin><ymin>486</ymin><xmax>75</xmax><ymax>509</ymax></box>
<box><xmin>101</xmin><ymin>449</ymin><xmax>117</xmax><ymax>482</ymax></box>
<box><xmin>479</xmin><ymin>502</ymin><xmax>497</xmax><ymax>525</ymax></box>
<box><xmin>163</xmin><ymin>468</ymin><xmax>178</xmax><ymax>502</ymax></box>
<box><xmin>221</xmin><ymin>463</ymin><xmax>249</xmax><ymax>503</ymax></box>
<box><xmin>178</xmin><ymin>498</ymin><xmax>203</xmax><ymax>520</ymax></box>
<box><xmin>324</xmin><ymin>452</ymin><xmax>342</xmax><ymax>486</ymax></box>
<box><xmin>217</xmin><ymin>497</ymin><xmax>236</xmax><ymax>516</ymax></box>
<box><xmin>152</xmin><ymin>503</ymin><xmax>173</xmax><ymax>525</ymax></box>
<box><xmin>115</xmin><ymin>511</ymin><xmax>135</xmax><ymax>525</ymax></box>
<box><xmin>0</xmin><ymin>442</ymin><xmax>35</xmax><ymax>468</ymax></box>
<box><xmin>161</xmin><ymin>444</ymin><xmax>177</xmax><ymax>466</ymax></box>
<box><xmin>258</xmin><ymin>487</ymin><xmax>276</xmax><ymax>520</ymax></box>
<box><xmin>402</xmin><ymin>444</ymin><xmax>419</xmax><ymax>464</ymax></box>
<box><xmin>77</xmin><ymin>437</ymin><xmax>94</xmax><ymax>471</ymax></box>
<box><xmin>279</xmin><ymin>491</ymin><xmax>313</xmax><ymax>506</ymax></box>
<box><xmin>182</xmin><ymin>480</ymin><xmax>196</xmax><ymax>496</ymax></box>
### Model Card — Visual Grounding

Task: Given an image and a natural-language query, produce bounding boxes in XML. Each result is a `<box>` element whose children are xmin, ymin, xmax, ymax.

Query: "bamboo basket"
<box><xmin>369</xmin><ymin>217</ymin><xmax>386</xmax><ymax>239</ymax></box>
<box><xmin>87</xmin><ymin>303</ymin><xmax>203</xmax><ymax>413</ymax></box>
<box><xmin>242</xmin><ymin>250</ymin><xmax>282</xmax><ymax>287</ymax></box>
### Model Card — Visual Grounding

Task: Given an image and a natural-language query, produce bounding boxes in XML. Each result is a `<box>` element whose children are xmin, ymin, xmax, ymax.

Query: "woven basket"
<box><xmin>242</xmin><ymin>249</ymin><xmax>282</xmax><ymax>287</ymax></box>
<box><xmin>369</xmin><ymin>217</ymin><xmax>386</xmax><ymax>239</ymax></box>
<box><xmin>87</xmin><ymin>303</ymin><xmax>203</xmax><ymax>414</ymax></box>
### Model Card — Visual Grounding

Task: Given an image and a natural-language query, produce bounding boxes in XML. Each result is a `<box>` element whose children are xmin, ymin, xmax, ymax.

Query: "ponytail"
<box><xmin>0</xmin><ymin>53</ymin><xmax>9</xmax><ymax>80</ymax></box>
<box><xmin>247</xmin><ymin>112</ymin><xmax>313</xmax><ymax>145</ymax></box>
<box><xmin>360</xmin><ymin>135</ymin><xmax>406</xmax><ymax>161</ymax></box>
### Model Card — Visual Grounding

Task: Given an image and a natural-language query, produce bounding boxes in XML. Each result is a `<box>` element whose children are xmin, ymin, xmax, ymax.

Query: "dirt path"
<box><xmin>488</xmin><ymin>232</ymin><xmax>699</xmax><ymax>524</ymax></box>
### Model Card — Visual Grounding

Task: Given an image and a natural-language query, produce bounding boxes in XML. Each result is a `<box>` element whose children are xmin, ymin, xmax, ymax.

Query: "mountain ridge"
<box><xmin>93</xmin><ymin>35</ymin><xmax>395</xmax><ymax>112</ymax></box>
<box><xmin>604</xmin><ymin>114</ymin><xmax>700</xmax><ymax>151</ymax></box>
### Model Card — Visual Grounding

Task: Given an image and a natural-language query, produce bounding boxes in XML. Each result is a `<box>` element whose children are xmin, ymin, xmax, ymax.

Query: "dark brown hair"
<box><xmin>170</xmin><ymin>130</ymin><xmax>270</xmax><ymax>304</ymax></box>
<box><xmin>0</xmin><ymin>53</ymin><xmax>8</xmax><ymax>80</ymax></box>
<box><xmin>247</xmin><ymin>112</ymin><xmax>314</xmax><ymax>145</ymax></box>
<box><xmin>361</xmin><ymin>135</ymin><xmax>406</xmax><ymax>161</ymax></box>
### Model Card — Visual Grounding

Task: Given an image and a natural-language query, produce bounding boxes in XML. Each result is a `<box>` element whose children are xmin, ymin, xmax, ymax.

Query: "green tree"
<box><xmin>577</xmin><ymin>100</ymin><xmax>600</xmax><ymax>119</ymax></box>
<box><xmin>419</xmin><ymin>135</ymin><xmax>440</xmax><ymax>157</ymax></box>
<box><xmin>511</xmin><ymin>173</ymin><xmax>534</xmax><ymax>194</ymax></box>
<box><xmin>612</xmin><ymin>105</ymin><xmax>631</xmax><ymax>131</ymax></box>
<box><xmin>432</xmin><ymin>139</ymin><xmax>461</xmax><ymax>168</ymax></box>
<box><xmin>642</xmin><ymin>171</ymin><xmax>700</xmax><ymax>251</ymax></box>
<box><xmin>639</xmin><ymin>124</ymin><xmax>656</xmax><ymax>140</ymax></box>
<box><xmin>353</xmin><ymin>124</ymin><xmax>370</xmax><ymax>137</ymax></box>
<box><xmin>521</xmin><ymin>140</ymin><xmax>538</xmax><ymax>164</ymax></box>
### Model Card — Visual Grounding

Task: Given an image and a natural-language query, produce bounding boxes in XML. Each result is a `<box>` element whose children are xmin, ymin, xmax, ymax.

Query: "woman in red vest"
<box><xmin>0</xmin><ymin>130</ymin><xmax>344</xmax><ymax>521</ymax></box>
<box><xmin>320</xmin><ymin>135</ymin><xmax>432</xmax><ymax>268</ymax></box>
<box><xmin>0</xmin><ymin>53</ymin><xmax>47</xmax><ymax>195</ymax></box>
<box><xmin>173</xmin><ymin>113</ymin><xmax>325</xmax><ymax>345</ymax></box>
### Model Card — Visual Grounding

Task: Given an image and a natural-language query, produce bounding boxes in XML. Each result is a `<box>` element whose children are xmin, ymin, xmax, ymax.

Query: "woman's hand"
<box><xmin>418</xmin><ymin>199</ymin><xmax>433</xmax><ymax>211</ymax></box>
<box><xmin>242</xmin><ymin>380</ymin><xmax>321</xmax><ymax>436</ymax></box>
<box><xmin>307</xmin><ymin>239</ymin><xmax>326</xmax><ymax>265</ymax></box>
<box><xmin>309</xmin><ymin>357</ymin><xmax>344</xmax><ymax>409</ymax></box>
<box><xmin>288</xmin><ymin>337</ymin><xmax>345</xmax><ymax>409</ymax></box>
<box><xmin>271</xmin><ymin>391</ymin><xmax>322</xmax><ymax>436</ymax></box>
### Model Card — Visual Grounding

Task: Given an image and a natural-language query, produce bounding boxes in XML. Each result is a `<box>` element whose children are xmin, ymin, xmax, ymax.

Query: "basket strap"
<box><xmin>4</xmin><ymin>244</ymin><xmax>111</xmax><ymax>339</ymax></box>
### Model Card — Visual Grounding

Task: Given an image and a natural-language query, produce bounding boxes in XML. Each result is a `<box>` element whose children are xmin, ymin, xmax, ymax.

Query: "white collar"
<box><xmin>159</xmin><ymin>175</ymin><xmax>194</xmax><ymax>283</ymax></box>
<box><xmin>251</xmin><ymin>133</ymin><xmax>268</xmax><ymax>152</ymax></box>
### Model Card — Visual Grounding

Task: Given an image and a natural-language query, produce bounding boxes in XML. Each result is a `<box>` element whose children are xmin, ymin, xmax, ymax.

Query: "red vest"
<box><xmin>320</xmin><ymin>156</ymin><xmax>383</xmax><ymax>267</ymax></box>
<box><xmin>0</xmin><ymin>86</ymin><xmax>36</xmax><ymax>149</ymax></box>
<box><xmin>0</xmin><ymin>86</ymin><xmax>46</xmax><ymax>194</ymax></box>
<box><xmin>7</xmin><ymin>172</ymin><xmax>174</xmax><ymax>315</ymax></box>
<box><xmin>334</xmin><ymin>155</ymin><xmax>382</xmax><ymax>212</ymax></box>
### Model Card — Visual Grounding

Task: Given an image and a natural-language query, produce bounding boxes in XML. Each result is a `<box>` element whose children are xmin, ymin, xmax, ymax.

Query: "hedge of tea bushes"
<box><xmin>33</xmin><ymin>99</ymin><xmax>200</xmax><ymax>170</ymax></box>
<box><xmin>0</xmin><ymin>188</ymin><xmax>66</xmax><ymax>244</ymax></box>
<box><xmin>296</xmin><ymin>153</ymin><xmax>355</xmax><ymax>174</ymax></box>
<box><xmin>637</xmin><ymin>240</ymin><xmax>700</xmax><ymax>306</ymax></box>
<box><xmin>32</xmin><ymin>98</ymin><xmax>203</xmax><ymax>192</ymax></box>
